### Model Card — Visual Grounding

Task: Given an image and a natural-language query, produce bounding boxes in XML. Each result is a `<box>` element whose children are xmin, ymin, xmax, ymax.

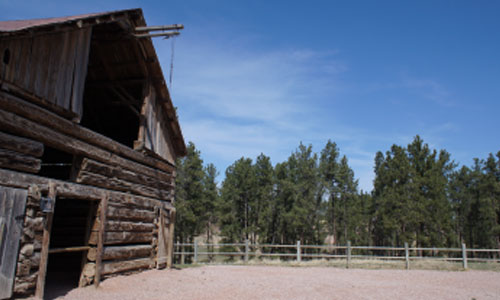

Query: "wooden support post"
<box><xmin>193</xmin><ymin>240</ymin><xmax>198</xmax><ymax>263</ymax></box>
<box><xmin>35</xmin><ymin>181</ymin><xmax>57</xmax><ymax>299</ymax></box>
<box><xmin>181</xmin><ymin>243</ymin><xmax>185</xmax><ymax>265</ymax></box>
<box><xmin>244</xmin><ymin>240</ymin><xmax>249</xmax><ymax>263</ymax></box>
<box><xmin>167</xmin><ymin>211</ymin><xmax>175</xmax><ymax>268</ymax></box>
<box><xmin>405</xmin><ymin>242</ymin><xmax>410</xmax><ymax>270</ymax></box>
<box><xmin>296</xmin><ymin>241</ymin><xmax>301</xmax><ymax>262</ymax></box>
<box><xmin>346</xmin><ymin>241</ymin><xmax>351</xmax><ymax>269</ymax></box>
<box><xmin>462</xmin><ymin>243</ymin><xmax>468</xmax><ymax>269</ymax></box>
<box><xmin>95</xmin><ymin>193</ymin><xmax>108</xmax><ymax>287</ymax></box>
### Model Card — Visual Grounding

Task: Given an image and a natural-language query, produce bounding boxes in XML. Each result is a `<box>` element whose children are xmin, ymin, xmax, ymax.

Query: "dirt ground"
<box><xmin>56</xmin><ymin>265</ymin><xmax>500</xmax><ymax>300</ymax></box>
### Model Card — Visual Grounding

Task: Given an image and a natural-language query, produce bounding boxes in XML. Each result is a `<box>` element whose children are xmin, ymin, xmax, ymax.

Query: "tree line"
<box><xmin>175</xmin><ymin>136</ymin><xmax>500</xmax><ymax>249</ymax></box>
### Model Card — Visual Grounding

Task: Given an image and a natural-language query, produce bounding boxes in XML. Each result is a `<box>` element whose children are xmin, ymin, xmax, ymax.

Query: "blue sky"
<box><xmin>2</xmin><ymin>1</ymin><xmax>499</xmax><ymax>191</ymax></box>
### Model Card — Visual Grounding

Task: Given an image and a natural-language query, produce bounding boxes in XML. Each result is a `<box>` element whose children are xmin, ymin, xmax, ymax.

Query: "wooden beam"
<box><xmin>101</xmin><ymin>258</ymin><xmax>152</xmax><ymax>275</ymax></box>
<box><xmin>91</xmin><ymin>220</ymin><xmax>155</xmax><ymax>232</ymax></box>
<box><xmin>76</xmin><ymin>169</ymin><xmax>172</xmax><ymax>200</ymax></box>
<box><xmin>89</xmin><ymin>231</ymin><xmax>153</xmax><ymax>246</ymax></box>
<box><xmin>0</xmin><ymin>148</ymin><xmax>41</xmax><ymax>173</ymax></box>
<box><xmin>48</xmin><ymin>246</ymin><xmax>91</xmax><ymax>254</ymax></box>
<box><xmin>0</xmin><ymin>168</ymin><xmax>174</xmax><ymax>212</ymax></box>
<box><xmin>95</xmin><ymin>193</ymin><xmax>108</xmax><ymax>287</ymax></box>
<box><xmin>35</xmin><ymin>181</ymin><xmax>57</xmax><ymax>299</ymax></box>
<box><xmin>80</xmin><ymin>158</ymin><xmax>173</xmax><ymax>191</ymax></box>
<box><xmin>106</xmin><ymin>206</ymin><xmax>155</xmax><ymax>223</ymax></box>
<box><xmin>0</xmin><ymin>131</ymin><xmax>44</xmax><ymax>157</ymax></box>
<box><xmin>0</xmin><ymin>91</ymin><xmax>176</xmax><ymax>173</ymax></box>
<box><xmin>87</xmin><ymin>245</ymin><xmax>152</xmax><ymax>262</ymax></box>
<box><xmin>167</xmin><ymin>210</ymin><xmax>175</xmax><ymax>268</ymax></box>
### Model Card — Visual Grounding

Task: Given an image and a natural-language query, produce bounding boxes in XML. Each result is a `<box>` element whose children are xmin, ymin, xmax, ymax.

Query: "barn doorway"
<box><xmin>44</xmin><ymin>198</ymin><xmax>96</xmax><ymax>299</ymax></box>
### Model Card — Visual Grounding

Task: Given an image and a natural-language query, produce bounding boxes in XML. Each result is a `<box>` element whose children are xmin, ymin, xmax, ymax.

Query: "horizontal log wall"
<box><xmin>0</xmin><ymin>90</ymin><xmax>176</xmax><ymax>176</ymax></box>
<box><xmin>0</xmin><ymin>131</ymin><xmax>43</xmax><ymax>174</ymax></box>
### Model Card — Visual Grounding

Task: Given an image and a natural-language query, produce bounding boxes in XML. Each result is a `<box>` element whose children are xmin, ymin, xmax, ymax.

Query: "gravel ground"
<box><xmin>57</xmin><ymin>265</ymin><xmax>500</xmax><ymax>300</ymax></box>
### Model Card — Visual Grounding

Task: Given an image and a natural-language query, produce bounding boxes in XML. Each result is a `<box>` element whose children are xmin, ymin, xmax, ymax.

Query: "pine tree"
<box><xmin>219</xmin><ymin>157</ymin><xmax>256</xmax><ymax>242</ymax></box>
<box><xmin>253</xmin><ymin>154</ymin><xmax>275</xmax><ymax>243</ymax></box>
<box><xmin>201</xmin><ymin>163</ymin><xmax>218</xmax><ymax>245</ymax></box>
<box><xmin>175</xmin><ymin>142</ymin><xmax>205</xmax><ymax>244</ymax></box>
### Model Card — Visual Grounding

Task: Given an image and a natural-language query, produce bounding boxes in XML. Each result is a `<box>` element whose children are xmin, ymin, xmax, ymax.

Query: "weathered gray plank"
<box><xmin>33</xmin><ymin>35</ymin><xmax>51</xmax><ymax>100</ymax></box>
<box><xmin>46</xmin><ymin>33</ymin><xmax>64</xmax><ymax>107</ymax></box>
<box><xmin>71</xmin><ymin>27</ymin><xmax>92</xmax><ymax>118</ymax></box>
<box><xmin>0</xmin><ymin>186</ymin><xmax>28</xmax><ymax>299</ymax></box>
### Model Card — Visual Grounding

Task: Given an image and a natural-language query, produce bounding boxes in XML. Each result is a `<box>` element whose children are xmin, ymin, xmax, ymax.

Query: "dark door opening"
<box><xmin>44</xmin><ymin>198</ymin><xmax>96</xmax><ymax>299</ymax></box>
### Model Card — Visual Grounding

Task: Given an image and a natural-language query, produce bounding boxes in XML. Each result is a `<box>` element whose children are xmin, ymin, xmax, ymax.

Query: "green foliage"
<box><xmin>175</xmin><ymin>142</ymin><xmax>205</xmax><ymax>243</ymax></box>
<box><xmin>372</xmin><ymin>136</ymin><xmax>455</xmax><ymax>247</ymax></box>
<box><xmin>175</xmin><ymin>139</ymin><xmax>499</xmax><ymax>250</ymax></box>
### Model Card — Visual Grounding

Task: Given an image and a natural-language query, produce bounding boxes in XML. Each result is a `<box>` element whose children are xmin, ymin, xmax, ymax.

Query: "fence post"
<box><xmin>245</xmin><ymin>239</ymin><xmax>249</xmax><ymax>263</ymax></box>
<box><xmin>194</xmin><ymin>241</ymin><xmax>198</xmax><ymax>263</ymax></box>
<box><xmin>297</xmin><ymin>240</ymin><xmax>301</xmax><ymax>262</ymax></box>
<box><xmin>181</xmin><ymin>243</ymin><xmax>185</xmax><ymax>265</ymax></box>
<box><xmin>462</xmin><ymin>243</ymin><xmax>468</xmax><ymax>269</ymax></box>
<box><xmin>405</xmin><ymin>242</ymin><xmax>409</xmax><ymax>270</ymax></box>
<box><xmin>346</xmin><ymin>241</ymin><xmax>351</xmax><ymax>269</ymax></box>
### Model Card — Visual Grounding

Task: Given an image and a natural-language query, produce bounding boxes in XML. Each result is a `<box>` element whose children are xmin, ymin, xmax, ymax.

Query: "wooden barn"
<box><xmin>0</xmin><ymin>9</ymin><xmax>186</xmax><ymax>299</ymax></box>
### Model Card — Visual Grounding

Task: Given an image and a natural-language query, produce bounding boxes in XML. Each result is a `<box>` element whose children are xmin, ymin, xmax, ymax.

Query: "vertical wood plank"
<box><xmin>167</xmin><ymin>210</ymin><xmax>175</xmax><ymax>268</ymax></box>
<box><xmin>94</xmin><ymin>193</ymin><xmax>108</xmax><ymax>287</ymax></box>
<box><xmin>14</xmin><ymin>37</ymin><xmax>32</xmax><ymax>88</ymax></box>
<box><xmin>71</xmin><ymin>27</ymin><xmax>92</xmax><ymax>118</ymax></box>
<box><xmin>156</xmin><ymin>208</ymin><xmax>168</xmax><ymax>269</ymax></box>
<box><xmin>35</xmin><ymin>181</ymin><xmax>57</xmax><ymax>299</ymax></box>
<box><xmin>6</xmin><ymin>39</ymin><xmax>22</xmax><ymax>83</ymax></box>
<box><xmin>59</xmin><ymin>31</ymin><xmax>78</xmax><ymax>110</ymax></box>
<box><xmin>33</xmin><ymin>36</ymin><xmax>51</xmax><ymax>100</ymax></box>
<box><xmin>0</xmin><ymin>186</ymin><xmax>28</xmax><ymax>299</ymax></box>
<box><xmin>46</xmin><ymin>33</ymin><xmax>64</xmax><ymax>107</ymax></box>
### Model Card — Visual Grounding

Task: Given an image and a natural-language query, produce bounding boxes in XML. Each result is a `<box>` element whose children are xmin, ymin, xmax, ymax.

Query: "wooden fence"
<box><xmin>173</xmin><ymin>241</ymin><xmax>500</xmax><ymax>270</ymax></box>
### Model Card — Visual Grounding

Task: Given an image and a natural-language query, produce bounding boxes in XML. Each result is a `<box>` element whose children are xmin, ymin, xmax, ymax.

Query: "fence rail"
<box><xmin>173</xmin><ymin>241</ymin><xmax>500</xmax><ymax>270</ymax></box>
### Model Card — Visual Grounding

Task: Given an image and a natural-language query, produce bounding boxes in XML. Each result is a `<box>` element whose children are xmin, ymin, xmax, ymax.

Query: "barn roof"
<box><xmin>0</xmin><ymin>9</ymin><xmax>187</xmax><ymax>157</ymax></box>
<box><xmin>0</xmin><ymin>11</ymin><xmax>117</xmax><ymax>32</ymax></box>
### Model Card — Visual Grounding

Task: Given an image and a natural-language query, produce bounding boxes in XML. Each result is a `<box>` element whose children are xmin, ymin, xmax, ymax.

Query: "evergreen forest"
<box><xmin>174</xmin><ymin>136</ymin><xmax>500</xmax><ymax>249</ymax></box>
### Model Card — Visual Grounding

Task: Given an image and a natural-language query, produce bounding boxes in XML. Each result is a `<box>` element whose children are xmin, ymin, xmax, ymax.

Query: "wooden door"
<box><xmin>0</xmin><ymin>186</ymin><xmax>27</xmax><ymax>299</ymax></box>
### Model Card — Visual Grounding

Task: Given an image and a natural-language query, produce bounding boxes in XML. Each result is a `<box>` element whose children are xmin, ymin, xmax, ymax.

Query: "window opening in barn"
<box><xmin>44</xmin><ymin>198</ymin><xmax>96</xmax><ymax>299</ymax></box>
<box><xmin>79</xmin><ymin>22</ymin><xmax>143</xmax><ymax>148</ymax></box>
<box><xmin>38</xmin><ymin>146</ymin><xmax>75</xmax><ymax>180</ymax></box>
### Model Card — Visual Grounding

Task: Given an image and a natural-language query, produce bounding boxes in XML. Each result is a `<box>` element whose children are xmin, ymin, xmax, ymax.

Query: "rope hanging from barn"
<box><xmin>169</xmin><ymin>35</ymin><xmax>176</xmax><ymax>89</ymax></box>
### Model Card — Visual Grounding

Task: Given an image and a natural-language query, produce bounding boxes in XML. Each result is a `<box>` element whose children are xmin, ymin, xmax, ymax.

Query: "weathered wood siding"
<box><xmin>0</xmin><ymin>131</ymin><xmax>44</xmax><ymax>174</ymax></box>
<box><xmin>140</xmin><ymin>86</ymin><xmax>176</xmax><ymax>164</ymax></box>
<box><xmin>0</xmin><ymin>28</ymin><xmax>91</xmax><ymax>118</ymax></box>
<box><xmin>0</xmin><ymin>186</ymin><xmax>28</xmax><ymax>299</ymax></box>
